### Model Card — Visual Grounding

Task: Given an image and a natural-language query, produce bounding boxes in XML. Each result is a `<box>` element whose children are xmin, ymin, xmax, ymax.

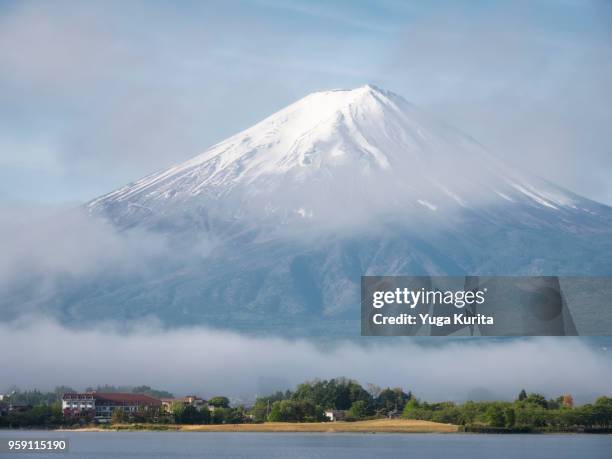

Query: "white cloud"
<box><xmin>0</xmin><ymin>205</ymin><xmax>167</xmax><ymax>292</ymax></box>
<box><xmin>0</xmin><ymin>318</ymin><xmax>609</xmax><ymax>402</ymax></box>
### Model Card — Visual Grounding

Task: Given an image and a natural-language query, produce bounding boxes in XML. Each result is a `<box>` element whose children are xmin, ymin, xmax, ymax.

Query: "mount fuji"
<box><xmin>88</xmin><ymin>85</ymin><xmax>606</xmax><ymax>232</ymax></box>
<box><xmin>17</xmin><ymin>86</ymin><xmax>612</xmax><ymax>334</ymax></box>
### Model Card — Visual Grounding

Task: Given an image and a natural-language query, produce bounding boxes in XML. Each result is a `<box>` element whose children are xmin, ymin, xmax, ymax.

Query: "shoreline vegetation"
<box><xmin>2</xmin><ymin>378</ymin><xmax>611</xmax><ymax>434</ymax></box>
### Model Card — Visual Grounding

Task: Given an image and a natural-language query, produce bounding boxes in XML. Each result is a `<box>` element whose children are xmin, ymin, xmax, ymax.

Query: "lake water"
<box><xmin>1</xmin><ymin>431</ymin><xmax>611</xmax><ymax>458</ymax></box>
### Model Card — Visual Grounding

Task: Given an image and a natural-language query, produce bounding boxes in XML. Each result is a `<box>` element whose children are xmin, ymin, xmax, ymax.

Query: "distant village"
<box><xmin>62</xmin><ymin>392</ymin><xmax>207</xmax><ymax>422</ymax></box>
<box><xmin>59</xmin><ymin>392</ymin><xmax>354</xmax><ymax>423</ymax></box>
<box><xmin>1</xmin><ymin>378</ymin><xmax>611</xmax><ymax>433</ymax></box>
<box><xmin>1</xmin><ymin>390</ymin><xmax>248</xmax><ymax>425</ymax></box>
<box><xmin>0</xmin><ymin>382</ymin><xmax>374</xmax><ymax>426</ymax></box>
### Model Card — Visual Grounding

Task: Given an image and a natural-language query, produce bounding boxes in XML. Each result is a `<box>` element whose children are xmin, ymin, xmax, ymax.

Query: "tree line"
<box><xmin>403</xmin><ymin>390</ymin><xmax>612</xmax><ymax>432</ymax></box>
<box><xmin>250</xmin><ymin>378</ymin><xmax>411</xmax><ymax>422</ymax></box>
<box><xmin>2</xmin><ymin>380</ymin><xmax>611</xmax><ymax>432</ymax></box>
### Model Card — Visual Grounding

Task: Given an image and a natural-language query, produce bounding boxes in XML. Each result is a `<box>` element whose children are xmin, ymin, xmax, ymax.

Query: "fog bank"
<box><xmin>0</xmin><ymin>318</ymin><xmax>609</xmax><ymax>403</ymax></box>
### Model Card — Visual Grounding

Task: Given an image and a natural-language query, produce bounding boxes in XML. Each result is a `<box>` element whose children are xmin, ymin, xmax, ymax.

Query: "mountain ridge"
<box><xmin>6</xmin><ymin>85</ymin><xmax>611</xmax><ymax>334</ymax></box>
<box><xmin>87</xmin><ymin>85</ymin><xmax>606</xmax><ymax>235</ymax></box>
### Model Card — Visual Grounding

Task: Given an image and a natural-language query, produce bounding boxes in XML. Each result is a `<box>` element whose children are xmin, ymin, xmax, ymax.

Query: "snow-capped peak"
<box><xmin>88</xmin><ymin>85</ymin><xmax>592</xmax><ymax>228</ymax></box>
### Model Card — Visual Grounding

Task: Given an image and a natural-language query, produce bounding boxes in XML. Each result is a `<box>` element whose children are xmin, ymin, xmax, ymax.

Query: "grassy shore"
<box><xmin>62</xmin><ymin>419</ymin><xmax>458</xmax><ymax>434</ymax></box>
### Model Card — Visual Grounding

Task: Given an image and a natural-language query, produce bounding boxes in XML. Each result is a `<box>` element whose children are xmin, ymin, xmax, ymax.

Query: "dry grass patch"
<box><xmin>179</xmin><ymin>418</ymin><xmax>458</xmax><ymax>433</ymax></box>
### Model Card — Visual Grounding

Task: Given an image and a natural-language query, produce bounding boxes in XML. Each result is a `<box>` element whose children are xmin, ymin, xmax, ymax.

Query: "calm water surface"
<box><xmin>1</xmin><ymin>430</ymin><xmax>611</xmax><ymax>459</ymax></box>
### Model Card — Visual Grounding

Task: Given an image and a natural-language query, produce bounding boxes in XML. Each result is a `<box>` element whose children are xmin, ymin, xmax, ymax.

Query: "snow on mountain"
<box><xmin>87</xmin><ymin>85</ymin><xmax>598</xmax><ymax>232</ymax></box>
<box><xmin>9</xmin><ymin>85</ymin><xmax>611</xmax><ymax>334</ymax></box>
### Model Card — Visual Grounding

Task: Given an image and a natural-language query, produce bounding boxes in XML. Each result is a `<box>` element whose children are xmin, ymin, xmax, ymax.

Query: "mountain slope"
<box><xmin>9</xmin><ymin>85</ymin><xmax>612</xmax><ymax>335</ymax></box>
<box><xmin>87</xmin><ymin>85</ymin><xmax>605</xmax><ymax>232</ymax></box>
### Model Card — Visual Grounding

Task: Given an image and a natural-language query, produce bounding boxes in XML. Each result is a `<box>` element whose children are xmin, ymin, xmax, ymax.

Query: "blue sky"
<box><xmin>1</xmin><ymin>0</ymin><xmax>611</xmax><ymax>204</ymax></box>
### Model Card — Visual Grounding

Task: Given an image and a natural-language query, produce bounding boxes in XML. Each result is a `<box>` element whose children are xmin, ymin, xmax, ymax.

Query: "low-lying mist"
<box><xmin>0</xmin><ymin>318</ymin><xmax>609</xmax><ymax>404</ymax></box>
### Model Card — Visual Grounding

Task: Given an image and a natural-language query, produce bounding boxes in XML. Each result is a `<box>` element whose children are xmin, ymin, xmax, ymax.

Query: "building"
<box><xmin>62</xmin><ymin>392</ymin><xmax>161</xmax><ymax>421</ymax></box>
<box><xmin>160</xmin><ymin>398</ymin><xmax>174</xmax><ymax>413</ymax></box>
<box><xmin>324</xmin><ymin>410</ymin><xmax>348</xmax><ymax>422</ymax></box>
<box><xmin>160</xmin><ymin>395</ymin><xmax>208</xmax><ymax>413</ymax></box>
<box><xmin>62</xmin><ymin>393</ymin><xmax>95</xmax><ymax>420</ymax></box>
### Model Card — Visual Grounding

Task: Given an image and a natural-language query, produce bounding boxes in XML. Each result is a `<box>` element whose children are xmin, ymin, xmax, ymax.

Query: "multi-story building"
<box><xmin>62</xmin><ymin>392</ymin><xmax>161</xmax><ymax>421</ymax></box>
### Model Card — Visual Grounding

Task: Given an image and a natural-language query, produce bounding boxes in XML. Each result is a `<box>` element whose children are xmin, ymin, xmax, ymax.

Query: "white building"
<box><xmin>62</xmin><ymin>392</ymin><xmax>161</xmax><ymax>420</ymax></box>
<box><xmin>324</xmin><ymin>410</ymin><xmax>348</xmax><ymax>422</ymax></box>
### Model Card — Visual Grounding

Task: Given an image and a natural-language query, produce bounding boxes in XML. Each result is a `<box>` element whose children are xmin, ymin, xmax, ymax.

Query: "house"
<box><xmin>160</xmin><ymin>395</ymin><xmax>208</xmax><ymax>413</ymax></box>
<box><xmin>62</xmin><ymin>392</ymin><xmax>161</xmax><ymax>421</ymax></box>
<box><xmin>160</xmin><ymin>398</ymin><xmax>174</xmax><ymax>412</ymax></box>
<box><xmin>324</xmin><ymin>410</ymin><xmax>348</xmax><ymax>422</ymax></box>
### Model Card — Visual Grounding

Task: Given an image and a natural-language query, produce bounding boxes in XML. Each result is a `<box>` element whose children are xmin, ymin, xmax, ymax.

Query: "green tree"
<box><xmin>524</xmin><ymin>393</ymin><xmax>548</xmax><ymax>409</ymax></box>
<box><xmin>208</xmin><ymin>396</ymin><xmax>230</xmax><ymax>408</ymax></box>
<box><xmin>175</xmin><ymin>405</ymin><xmax>208</xmax><ymax>424</ymax></box>
<box><xmin>504</xmin><ymin>407</ymin><xmax>516</xmax><ymax>427</ymax></box>
<box><xmin>199</xmin><ymin>406</ymin><xmax>212</xmax><ymax>424</ymax></box>
<box><xmin>348</xmin><ymin>400</ymin><xmax>370</xmax><ymax>420</ymax></box>
<box><xmin>402</xmin><ymin>398</ymin><xmax>420</xmax><ymax>418</ymax></box>
<box><xmin>515</xmin><ymin>403</ymin><xmax>547</xmax><ymax>427</ymax></box>
<box><xmin>592</xmin><ymin>396</ymin><xmax>612</xmax><ymax>428</ymax></box>
<box><xmin>430</xmin><ymin>403</ymin><xmax>461</xmax><ymax>424</ymax></box>
<box><xmin>486</xmin><ymin>405</ymin><xmax>506</xmax><ymax>428</ymax></box>
<box><xmin>457</xmin><ymin>401</ymin><xmax>480</xmax><ymax>425</ymax></box>
<box><xmin>211</xmin><ymin>406</ymin><xmax>246</xmax><ymax>424</ymax></box>
<box><xmin>7</xmin><ymin>389</ymin><xmax>57</xmax><ymax>406</ymax></box>
<box><xmin>250</xmin><ymin>392</ymin><xmax>286</xmax><ymax>423</ymax></box>
<box><xmin>292</xmin><ymin>378</ymin><xmax>372</xmax><ymax>411</ymax></box>
<box><xmin>376</xmin><ymin>388</ymin><xmax>411</xmax><ymax>414</ymax></box>
<box><xmin>518</xmin><ymin>389</ymin><xmax>527</xmax><ymax>401</ymax></box>
<box><xmin>268</xmin><ymin>400</ymin><xmax>324</xmax><ymax>422</ymax></box>
<box><xmin>171</xmin><ymin>401</ymin><xmax>185</xmax><ymax>420</ymax></box>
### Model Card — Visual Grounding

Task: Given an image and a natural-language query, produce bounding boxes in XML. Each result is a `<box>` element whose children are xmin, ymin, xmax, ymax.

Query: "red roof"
<box><xmin>62</xmin><ymin>392</ymin><xmax>161</xmax><ymax>405</ymax></box>
<box><xmin>62</xmin><ymin>392</ymin><xmax>95</xmax><ymax>400</ymax></box>
<box><xmin>95</xmin><ymin>393</ymin><xmax>161</xmax><ymax>405</ymax></box>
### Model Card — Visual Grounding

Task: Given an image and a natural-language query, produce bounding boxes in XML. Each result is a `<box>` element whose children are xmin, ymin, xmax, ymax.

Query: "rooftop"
<box><xmin>62</xmin><ymin>392</ymin><xmax>161</xmax><ymax>405</ymax></box>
